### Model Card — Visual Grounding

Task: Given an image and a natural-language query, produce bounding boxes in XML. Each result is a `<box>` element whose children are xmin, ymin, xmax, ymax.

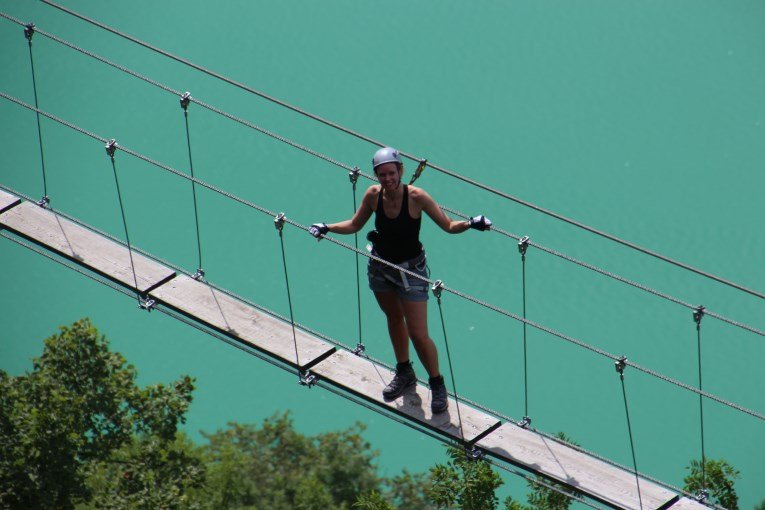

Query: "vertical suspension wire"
<box><xmin>519</xmin><ymin>236</ymin><xmax>530</xmax><ymax>424</ymax></box>
<box><xmin>180</xmin><ymin>93</ymin><xmax>204</xmax><ymax>277</ymax></box>
<box><xmin>24</xmin><ymin>24</ymin><xmax>49</xmax><ymax>205</ymax></box>
<box><xmin>349</xmin><ymin>167</ymin><xmax>364</xmax><ymax>354</ymax></box>
<box><xmin>693</xmin><ymin>306</ymin><xmax>708</xmax><ymax>499</ymax></box>
<box><xmin>274</xmin><ymin>213</ymin><xmax>301</xmax><ymax>380</ymax></box>
<box><xmin>105</xmin><ymin>140</ymin><xmax>140</xmax><ymax>304</ymax></box>
<box><xmin>615</xmin><ymin>357</ymin><xmax>643</xmax><ymax>510</ymax></box>
<box><xmin>432</xmin><ymin>281</ymin><xmax>465</xmax><ymax>442</ymax></box>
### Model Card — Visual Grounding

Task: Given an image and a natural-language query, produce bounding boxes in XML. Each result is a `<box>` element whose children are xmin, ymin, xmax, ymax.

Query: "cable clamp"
<box><xmin>464</xmin><ymin>444</ymin><xmax>485</xmax><ymax>461</ymax></box>
<box><xmin>431</xmin><ymin>279</ymin><xmax>444</xmax><ymax>299</ymax></box>
<box><xmin>192</xmin><ymin>268</ymin><xmax>205</xmax><ymax>280</ymax></box>
<box><xmin>299</xmin><ymin>370</ymin><xmax>317</xmax><ymax>388</ymax></box>
<box><xmin>518</xmin><ymin>235</ymin><xmax>530</xmax><ymax>256</ymax></box>
<box><xmin>518</xmin><ymin>416</ymin><xmax>532</xmax><ymax>428</ymax></box>
<box><xmin>139</xmin><ymin>296</ymin><xmax>156</xmax><ymax>312</ymax></box>
<box><xmin>615</xmin><ymin>356</ymin><xmax>628</xmax><ymax>375</ymax></box>
<box><xmin>693</xmin><ymin>305</ymin><xmax>705</xmax><ymax>325</ymax></box>
<box><xmin>696</xmin><ymin>489</ymin><xmax>709</xmax><ymax>503</ymax></box>
<box><xmin>348</xmin><ymin>166</ymin><xmax>360</xmax><ymax>185</ymax></box>
<box><xmin>274</xmin><ymin>212</ymin><xmax>286</xmax><ymax>232</ymax></box>
<box><xmin>408</xmin><ymin>158</ymin><xmax>428</xmax><ymax>185</ymax></box>
<box><xmin>180</xmin><ymin>91</ymin><xmax>191</xmax><ymax>111</ymax></box>
<box><xmin>24</xmin><ymin>23</ymin><xmax>35</xmax><ymax>41</ymax></box>
<box><xmin>105</xmin><ymin>139</ymin><xmax>118</xmax><ymax>159</ymax></box>
<box><xmin>36</xmin><ymin>196</ymin><xmax>50</xmax><ymax>208</ymax></box>
<box><xmin>352</xmin><ymin>343</ymin><xmax>366</xmax><ymax>356</ymax></box>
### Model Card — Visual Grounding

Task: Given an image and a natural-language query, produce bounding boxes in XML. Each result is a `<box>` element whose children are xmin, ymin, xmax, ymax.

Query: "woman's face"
<box><xmin>375</xmin><ymin>163</ymin><xmax>402</xmax><ymax>191</ymax></box>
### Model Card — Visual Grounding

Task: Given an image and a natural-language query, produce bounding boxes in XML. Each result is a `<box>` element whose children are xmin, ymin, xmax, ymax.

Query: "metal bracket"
<box><xmin>518</xmin><ymin>235</ymin><xmax>530</xmax><ymax>257</ymax></box>
<box><xmin>299</xmin><ymin>370</ymin><xmax>317</xmax><ymax>388</ymax></box>
<box><xmin>693</xmin><ymin>305</ymin><xmax>705</xmax><ymax>326</ymax></box>
<box><xmin>348</xmin><ymin>166</ymin><xmax>360</xmax><ymax>185</ymax></box>
<box><xmin>352</xmin><ymin>343</ymin><xmax>366</xmax><ymax>356</ymax></box>
<box><xmin>24</xmin><ymin>23</ymin><xmax>35</xmax><ymax>41</ymax></box>
<box><xmin>105</xmin><ymin>139</ymin><xmax>118</xmax><ymax>159</ymax></box>
<box><xmin>192</xmin><ymin>268</ymin><xmax>205</xmax><ymax>280</ymax></box>
<box><xmin>274</xmin><ymin>212</ymin><xmax>286</xmax><ymax>232</ymax></box>
<box><xmin>139</xmin><ymin>296</ymin><xmax>156</xmax><ymax>312</ymax></box>
<box><xmin>464</xmin><ymin>444</ymin><xmax>485</xmax><ymax>461</ymax></box>
<box><xmin>696</xmin><ymin>489</ymin><xmax>709</xmax><ymax>503</ymax></box>
<box><xmin>180</xmin><ymin>91</ymin><xmax>191</xmax><ymax>111</ymax></box>
<box><xmin>36</xmin><ymin>195</ymin><xmax>50</xmax><ymax>208</ymax></box>
<box><xmin>409</xmin><ymin>158</ymin><xmax>427</xmax><ymax>185</ymax></box>
<box><xmin>431</xmin><ymin>279</ymin><xmax>444</xmax><ymax>299</ymax></box>
<box><xmin>615</xmin><ymin>356</ymin><xmax>628</xmax><ymax>375</ymax></box>
<box><xmin>518</xmin><ymin>416</ymin><xmax>532</xmax><ymax>428</ymax></box>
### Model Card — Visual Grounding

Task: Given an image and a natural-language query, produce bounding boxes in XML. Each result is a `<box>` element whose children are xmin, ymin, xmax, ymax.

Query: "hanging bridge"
<box><xmin>2</xmin><ymin>5</ymin><xmax>764</xmax><ymax>510</ymax></box>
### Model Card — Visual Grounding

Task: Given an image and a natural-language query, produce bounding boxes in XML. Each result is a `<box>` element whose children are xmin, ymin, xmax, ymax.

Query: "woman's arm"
<box><xmin>414</xmin><ymin>188</ymin><xmax>470</xmax><ymax>234</ymax></box>
<box><xmin>326</xmin><ymin>186</ymin><xmax>376</xmax><ymax>234</ymax></box>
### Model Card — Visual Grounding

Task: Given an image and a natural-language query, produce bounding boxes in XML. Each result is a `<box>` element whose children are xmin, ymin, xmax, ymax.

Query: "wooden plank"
<box><xmin>0</xmin><ymin>189</ymin><xmax>21</xmax><ymax>214</ymax></box>
<box><xmin>311</xmin><ymin>349</ymin><xmax>501</xmax><ymax>443</ymax></box>
<box><xmin>666</xmin><ymin>497</ymin><xmax>708</xmax><ymax>509</ymax></box>
<box><xmin>149</xmin><ymin>275</ymin><xmax>336</xmax><ymax>369</ymax></box>
<box><xmin>0</xmin><ymin>201</ymin><xmax>175</xmax><ymax>293</ymax></box>
<box><xmin>477</xmin><ymin>423</ymin><xmax>706</xmax><ymax>510</ymax></box>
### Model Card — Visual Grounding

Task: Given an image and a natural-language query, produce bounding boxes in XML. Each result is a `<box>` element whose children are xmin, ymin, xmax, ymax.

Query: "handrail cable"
<box><xmin>2</xmin><ymin>92</ymin><xmax>761</xmax><ymax>424</ymax></box>
<box><xmin>2</xmin><ymin>12</ymin><xmax>762</xmax><ymax>338</ymax></box>
<box><xmin>32</xmin><ymin>2</ymin><xmax>765</xmax><ymax>301</ymax></box>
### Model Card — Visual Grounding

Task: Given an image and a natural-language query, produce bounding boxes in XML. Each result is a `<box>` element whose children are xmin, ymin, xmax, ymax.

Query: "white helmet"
<box><xmin>372</xmin><ymin>147</ymin><xmax>402</xmax><ymax>170</ymax></box>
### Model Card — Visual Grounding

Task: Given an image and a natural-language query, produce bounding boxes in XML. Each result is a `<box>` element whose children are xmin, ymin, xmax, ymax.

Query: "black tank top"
<box><xmin>374</xmin><ymin>185</ymin><xmax>422</xmax><ymax>263</ymax></box>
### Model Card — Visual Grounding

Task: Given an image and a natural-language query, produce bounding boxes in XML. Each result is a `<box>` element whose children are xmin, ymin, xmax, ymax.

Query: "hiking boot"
<box><xmin>383</xmin><ymin>361</ymin><xmax>417</xmax><ymax>401</ymax></box>
<box><xmin>429</xmin><ymin>375</ymin><xmax>448</xmax><ymax>414</ymax></box>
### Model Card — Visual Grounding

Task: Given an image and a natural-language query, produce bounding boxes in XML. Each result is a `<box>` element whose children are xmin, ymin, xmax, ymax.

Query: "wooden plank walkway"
<box><xmin>0</xmin><ymin>189</ymin><xmax>708</xmax><ymax>510</ymax></box>
<box><xmin>0</xmin><ymin>197</ymin><xmax>175</xmax><ymax>293</ymax></box>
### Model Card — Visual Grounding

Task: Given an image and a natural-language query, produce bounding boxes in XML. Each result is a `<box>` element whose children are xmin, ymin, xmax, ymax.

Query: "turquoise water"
<box><xmin>1</xmin><ymin>1</ymin><xmax>764</xmax><ymax>507</ymax></box>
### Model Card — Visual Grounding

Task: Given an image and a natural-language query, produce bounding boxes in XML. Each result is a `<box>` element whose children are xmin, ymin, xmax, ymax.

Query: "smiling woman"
<box><xmin>310</xmin><ymin>147</ymin><xmax>492</xmax><ymax>414</ymax></box>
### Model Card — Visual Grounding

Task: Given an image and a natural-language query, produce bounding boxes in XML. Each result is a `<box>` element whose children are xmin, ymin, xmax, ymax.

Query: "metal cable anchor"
<box><xmin>693</xmin><ymin>305</ymin><xmax>705</xmax><ymax>327</ymax></box>
<box><xmin>518</xmin><ymin>235</ymin><xmax>530</xmax><ymax>256</ymax></box>
<box><xmin>24</xmin><ymin>23</ymin><xmax>35</xmax><ymax>41</ymax></box>
<box><xmin>192</xmin><ymin>268</ymin><xmax>205</xmax><ymax>280</ymax></box>
<box><xmin>139</xmin><ymin>295</ymin><xmax>156</xmax><ymax>312</ymax></box>
<box><xmin>274</xmin><ymin>212</ymin><xmax>286</xmax><ymax>232</ymax></box>
<box><xmin>615</xmin><ymin>356</ymin><xmax>628</xmax><ymax>375</ymax></box>
<box><xmin>105</xmin><ymin>139</ymin><xmax>118</xmax><ymax>159</ymax></box>
<box><xmin>299</xmin><ymin>370</ymin><xmax>317</xmax><ymax>388</ymax></box>
<box><xmin>180</xmin><ymin>91</ymin><xmax>191</xmax><ymax>111</ymax></box>
<box><xmin>409</xmin><ymin>158</ymin><xmax>428</xmax><ymax>185</ymax></box>
<box><xmin>352</xmin><ymin>343</ymin><xmax>365</xmax><ymax>356</ymax></box>
<box><xmin>518</xmin><ymin>416</ymin><xmax>532</xmax><ymax>428</ymax></box>
<box><xmin>432</xmin><ymin>279</ymin><xmax>444</xmax><ymax>300</ymax></box>
<box><xmin>348</xmin><ymin>166</ymin><xmax>360</xmax><ymax>185</ymax></box>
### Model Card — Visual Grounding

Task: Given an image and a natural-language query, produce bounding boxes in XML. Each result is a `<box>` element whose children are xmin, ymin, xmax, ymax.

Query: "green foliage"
<box><xmin>683</xmin><ymin>458</ymin><xmax>740</xmax><ymax>510</ymax></box>
<box><xmin>195</xmin><ymin>413</ymin><xmax>382</xmax><ymax>509</ymax></box>
<box><xmin>385</xmin><ymin>469</ymin><xmax>434</xmax><ymax>510</ymax></box>
<box><xmin>428</xmin><ymin>446</ymin><xmax>503</xmax><ymax>510</ymax></box>
<box><xmin>503</xmin><ymin>432</ymin><xmax>583</xmax><ymax>510</ymax></box>
<box><xmin>754</xmin><ymin>499</ymin><xmax>765</xmax><ymax>510</ymax></box>
<box><xmin>354</xmin><ymin>490</ymin><xmax>395</xmax><ymax>510</ymax></box>
<box><xmin>0</xmin><ymin>318</ymin><xmax>199</xmax><ymax>509</ymax></box>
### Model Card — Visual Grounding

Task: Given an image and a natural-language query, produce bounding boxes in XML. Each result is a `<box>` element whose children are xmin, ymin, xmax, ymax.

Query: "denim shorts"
<box><xmin>368</xmin><ymin>251</ymin><xmax>430</xmax><ymax>302</ymax></box>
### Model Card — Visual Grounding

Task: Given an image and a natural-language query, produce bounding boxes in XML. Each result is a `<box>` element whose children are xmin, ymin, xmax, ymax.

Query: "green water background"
<box><xmin>1</xmin><ymin>1</ymin><xmax>763</xmax><ymax>507</ymax></box>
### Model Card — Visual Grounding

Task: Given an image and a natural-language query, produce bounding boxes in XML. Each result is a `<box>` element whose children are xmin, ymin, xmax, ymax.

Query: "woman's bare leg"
<box><xmin>374</xmin><ymin>291</ymin><xmax>409</xmax><ymax>363</ymax></box>
<box><xmin>401</xmin><ymin>299</ymin><xmax>440</xmax><ymax>378</ymax></box>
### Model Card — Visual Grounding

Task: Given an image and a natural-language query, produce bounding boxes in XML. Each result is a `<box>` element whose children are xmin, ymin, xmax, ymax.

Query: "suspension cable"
<box><xmin>1</xmin><ymin>92</ymin><xmax>762</xmax><ymax>422</ymax></box>
<box><xmin>3</xmin><ymin>11</ymin><xmax>762</xmax><ymax>331</ymax></box>
<box><xmin>179</xmin><ymin>92</ymin><xmax>204</xmax><ymax>278</ymax></box>
<box><xmin>32</xmin><ymin>2</ymin><xmax>765</xmax><ymax>301</ymax></box>
<box><xmin>693</xmin><ymin>306</ymin><xmax>709</xmax><ymax>501</ymax></box>
<box><xmin>104</xmin><ymin>139</ymin><xmax>140</xmax><ymax>305</ymax></box>
<box><xmin>518</xmin><ymin>236</ymin><xmax>531</xmax><ymax>425</ymax></box>
<box><xmin>349</xmin><ymin>167</ymin><xmax>364</xmax><ymax>355</ymax></box>
<box><xmin>22</xmin><ymin>23</ymin><xmax>49</xmax><ymax>206</ymax></box>
<box><xmin>432</xmin><ymin>281</ymin><xmax>466</xmax><ymax>442</ymax></box>
<box><xmin>615</xmin><ymin>357</ymin><xmax>644</xmax><ymax>510</ymax></box>
<box><xmin>274</xmin><ymin>213</ymin><xmax>301</xmax><ymax>381</ymax></box>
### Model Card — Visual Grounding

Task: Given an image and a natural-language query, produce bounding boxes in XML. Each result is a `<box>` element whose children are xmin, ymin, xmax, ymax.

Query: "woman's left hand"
<box><xmin>468</xmin><ymin>215</ymin><xmax>492</xmax><ymax>231</ymax></box>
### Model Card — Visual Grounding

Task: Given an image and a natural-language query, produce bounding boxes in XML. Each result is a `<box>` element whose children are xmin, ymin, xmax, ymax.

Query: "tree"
<box><xmin>683</xmin><ymin>458</ymin><xmax>740</xmax><ymax>510</ymax></box>
<box><xmin>428</xmin><ymin>446</ymin><xmax>503</xmax><ymax>510</ymax></box>
<box><xmin>196</xmin><ymin>413</ymin><xmax>383</xmax><ymax>509</ymax></box>
<box><xmin>0</xmin><ymin>318</ymin><xmax>200</xmax><ymax>509</ymax></box>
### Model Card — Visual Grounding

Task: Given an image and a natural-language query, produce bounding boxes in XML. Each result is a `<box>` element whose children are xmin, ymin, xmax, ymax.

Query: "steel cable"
<box><xmin>2</xmin><ymin>93</ymin><xmax>763</xmax><ymax>422</ymax></box>
<box><xmin>33</xmin><ymin>2</ymin><xmax>765</xmax><ymax>301</ymax></box>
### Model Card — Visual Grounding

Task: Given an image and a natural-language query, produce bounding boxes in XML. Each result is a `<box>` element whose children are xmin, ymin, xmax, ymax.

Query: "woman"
<box><xmin>310</xmin><ymin>147</ymin><xmax>491</xmax><ymax>414</ymax></box>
